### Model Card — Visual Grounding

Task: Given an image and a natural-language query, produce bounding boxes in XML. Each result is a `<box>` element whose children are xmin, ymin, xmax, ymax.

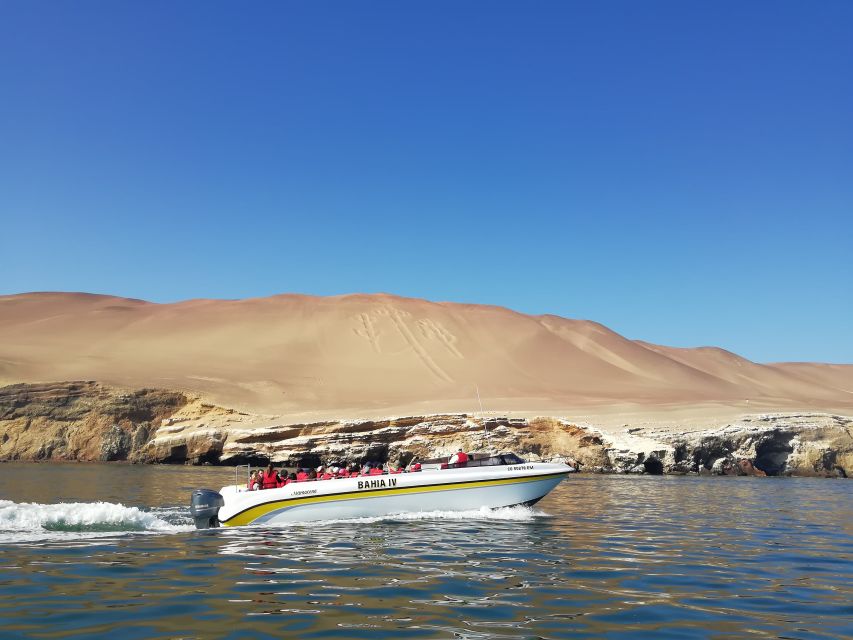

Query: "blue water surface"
<box><xmin>0</xmin><ymin>464</ymin><xmax>851</xmax><ymax>639</ymax></box>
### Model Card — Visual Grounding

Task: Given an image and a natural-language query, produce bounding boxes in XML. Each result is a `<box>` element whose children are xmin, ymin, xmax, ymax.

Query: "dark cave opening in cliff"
<box><xmin>164</xmin><ymin>444</ymin><xmax>188</xmax><ymax>464</ymax></box>
<box><xmin>196</xmin><ymin>450</ymin><xmax>220</xmax><ymax>465</ymax></box>
<box><xmin>643</xmin><ymin>457</ymin><xmax>664</xmax><ymax>475</ymax></box>
<box><xmin>753</xmin><ymin>433</ymin><xmax>795</xmax><ymax>476</ymax></box>
<box><xmin>398</xmin><ymin>451</ymin><xmax>416</xmax><ymax>467</ymax></box>
<box><xmin>363</xmin><ymin>443</ymin><xmax>390</xmax><ymax>466</ymax></box>
<box><xmin>297</xmin><ymin>452</ymin><xmax>323</xmax><ymax>469</ymax></box>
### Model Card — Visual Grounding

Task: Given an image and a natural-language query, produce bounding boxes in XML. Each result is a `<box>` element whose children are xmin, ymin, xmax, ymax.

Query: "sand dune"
<box><xmin>0</xmin><ymin>291</ymin><xmax>851</xmax><ymax>419</ymax></box>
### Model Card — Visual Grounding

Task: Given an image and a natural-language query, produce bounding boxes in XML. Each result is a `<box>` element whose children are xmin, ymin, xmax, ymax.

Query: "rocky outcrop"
<box><xmin>141</xmin><ymin>412</ymin><xmax>610</xmax><ymax>470</ymax></box>
<box><xmin>1</xmin><ymin>382</ymin><xmax>850</xmax><ymax>477</ymax></box>
<box><xmin>0</xmin><ymin>381</ymin><xmax>187</xmax><ymax>462</ymax></box>
<box><xmin>140</xmin><ymin>401</ymin><xmax>852</xmax><ymax>478</ymax></box>
<box><xmin>657</xmin><ymin>415</ymin><xmax>853</xmax><ymax>477</ymax></box>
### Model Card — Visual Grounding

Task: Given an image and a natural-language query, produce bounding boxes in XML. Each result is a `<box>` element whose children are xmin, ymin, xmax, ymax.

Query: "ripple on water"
<box><xmin>0</xmin><ymin>470</ymin><xmax>852</xmax><ymax>639</ymax></box>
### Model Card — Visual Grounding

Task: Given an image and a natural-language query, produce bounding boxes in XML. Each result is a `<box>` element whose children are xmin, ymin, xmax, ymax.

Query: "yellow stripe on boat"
<box><xmin>221</xmin><ymin>472</ymin><xmax>567</xmax><ymax>526</ymax></box>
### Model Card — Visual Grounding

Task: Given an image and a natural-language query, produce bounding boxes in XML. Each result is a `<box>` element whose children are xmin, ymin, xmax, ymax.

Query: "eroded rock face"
<box><xmin>141</xmin><ymin>412</ymin><xmax>610</xmax><ymax>470</ymax></box>
<box><xmin>1</xmin><ymin>382</ymin><xmax>850</xmax><ymax>478</ymax></box>
<box><xmin>651</xmin><ymin>415</ymin><xmax>853</xmax><ymax>477</ymax></box>
<box><xmin>0</xmin><ymin>382</ymin><xmax>187</xmax><ymax>462</ymax></box>
<box><xmin>140</xmin><ymin>403</ymin><xmax>852</xmax><ymax>479</ymax></box>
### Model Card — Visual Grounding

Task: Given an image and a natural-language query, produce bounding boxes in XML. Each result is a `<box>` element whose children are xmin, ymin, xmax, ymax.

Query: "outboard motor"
<box><xmin>190</xmin><ymin>489</ymin><xmax>224</xmax><ymax>529</ymax></box>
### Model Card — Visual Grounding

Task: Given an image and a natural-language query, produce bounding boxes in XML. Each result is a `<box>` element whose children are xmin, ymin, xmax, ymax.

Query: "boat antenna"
<box><xmin>476</xmin><ymin>385</ymin><xmax>491</xmax><ymax>450</ymax></box>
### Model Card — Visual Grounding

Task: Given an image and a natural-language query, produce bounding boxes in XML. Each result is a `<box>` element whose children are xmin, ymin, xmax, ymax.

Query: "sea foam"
<box><xmin>0</xmin><ymin>499</ymin><xmax>192</xmax><ymax>541</ymax></box>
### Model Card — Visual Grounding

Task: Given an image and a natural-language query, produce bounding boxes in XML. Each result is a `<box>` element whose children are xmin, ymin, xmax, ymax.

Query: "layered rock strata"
<box><xmin>0</xmin><ymin>382</ymin><xmax>186</xmax><ymax>462</ymax></box>
<box><xmin>1</xmin><ymin>382</ymin><xmax>850</xmax><ymax>477</ymax></box>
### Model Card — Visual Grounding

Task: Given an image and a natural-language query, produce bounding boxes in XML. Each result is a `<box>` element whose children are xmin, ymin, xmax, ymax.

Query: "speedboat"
<box><xmin>190</xmin><ymin>453</ymin><xmax>572</xmax><ymax>528</ymax></box>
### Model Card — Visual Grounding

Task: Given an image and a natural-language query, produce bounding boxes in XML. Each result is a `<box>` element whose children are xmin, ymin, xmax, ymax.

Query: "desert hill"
<box><xmin>1</xmin><ymin>291</ymin><xmax>851</xmax><ymax>419</ymax></box>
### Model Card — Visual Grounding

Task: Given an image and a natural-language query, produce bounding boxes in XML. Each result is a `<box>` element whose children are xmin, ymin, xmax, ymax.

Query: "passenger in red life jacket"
<box><xmin>247</xmin><ymin>470</ymin><xmax>260</xmax><ymax>490</ymax></box>
<box><xmin>410</xmin><ymin>462</ymin><xmax>422</xmax><ymax>472</ymax></box>
<box><xmin>276</xmin><ymin>470</ymin><xmax>288</xmax><ymax>488</ymax></box>
<box><xmin>369</xmin><ymin>465</ymin><xmax>384</xmax><ymax>476</ymax></box>
<box><xmin>260</xmin><ymin>464</ymin><xmax>279</xmax><ymax>490</ymax></box>
<box><xmin>389</xmin><ymin>464</ymin><xmax>403</xmax><ymax>474</ymax></box>
<box><xmin>360</xmin><ymin>463</ymin><xmax>372</xmax><ymax>476</ymax></box>
<box><xmin>296</xmin><ymin>469</ymin><xmax>309</xmax><ymax>482</ymax></box>
<box><xmin>448</xmin><ymin>449</ymin><xmax>469</xmax><ymax>466</ymax></box>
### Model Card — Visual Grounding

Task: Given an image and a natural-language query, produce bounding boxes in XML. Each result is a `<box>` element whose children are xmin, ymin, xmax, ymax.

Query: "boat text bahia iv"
<box><xmin>190</xmin><ymin>453</ymin><xmax>573</xmax><ymax>528</ymax></box>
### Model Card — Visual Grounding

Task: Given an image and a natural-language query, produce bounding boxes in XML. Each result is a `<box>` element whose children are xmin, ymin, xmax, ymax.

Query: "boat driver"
<box><xmin>448</xmin><ymin>449</ymin><xmax>469</xmax><ymax>466</ymax></box>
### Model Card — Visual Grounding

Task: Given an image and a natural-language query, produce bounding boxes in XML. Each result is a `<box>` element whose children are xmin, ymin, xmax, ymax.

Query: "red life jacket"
<box><xmin>456</xmin><ymin>451</ymin><xmax>469</xmax><ymax>464</ymax></box>
<box><xmin>369</xmin><ymin>467</ymin><xmax>383</xmax><ymax>476</ymax></box>
<box><xmin>390</xmin><ymin>468</ymin><xmax>402</xmax><ymax>474</ymax></box>
<box><xmin>320</xmin><ymin>472</ymin><xmax>333</xmax><ymax>480</ymax></box>
<box><xmin>261</xmin><ymin>470</ymin><xmax>278</xmax><ymax>489</ymax></box>
<box><xmin>296</xmin><ymin>471</ymin><xmax>309</xmax><ymax>482</ymax></box>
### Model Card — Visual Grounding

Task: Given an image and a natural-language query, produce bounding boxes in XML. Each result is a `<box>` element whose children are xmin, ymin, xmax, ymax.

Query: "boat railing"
<box><xmin>234</xmin><ymin>464</ymin><xmax>252</xmax><ymax>490</ymax></box>
<box><xmin>447</xmin><ymin>453</ymin><xmax>526</xmax><ymax>469</ymax></box>
<box><xmin>416</xmin><ymin>452</ymin><xmax>527</xmax><ymax>470</ymax></box>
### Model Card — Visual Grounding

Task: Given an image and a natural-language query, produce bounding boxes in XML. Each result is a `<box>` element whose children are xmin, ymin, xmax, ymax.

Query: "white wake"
<box><xmin>0</xmin><ymin>499</ymin><xmax>192</xmax><ymax>542</ymax></box>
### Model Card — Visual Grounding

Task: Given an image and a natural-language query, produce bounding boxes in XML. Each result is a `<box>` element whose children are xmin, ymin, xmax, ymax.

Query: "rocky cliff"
<box><xmin>0</xmin><ymin>382</ymin><xmax>186</xmax><ymax>462</ymax></box>
<box><xmin>1</xmin><ymin>382</ymin><xmax>850</xmax><ymax>478</ymax></box>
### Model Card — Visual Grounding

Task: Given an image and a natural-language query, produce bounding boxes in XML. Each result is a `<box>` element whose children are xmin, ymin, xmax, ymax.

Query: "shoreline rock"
<box><xmin>1</xmin><ymin>382</ymin><xmax>850</xmax><ymax>477</ymax></box>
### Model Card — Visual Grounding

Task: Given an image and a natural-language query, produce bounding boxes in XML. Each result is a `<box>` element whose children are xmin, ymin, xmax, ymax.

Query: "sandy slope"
<box><xmin>1</xmin><ymin>292</ymin><xmax>851</xmax><ymax>421</ymax></box>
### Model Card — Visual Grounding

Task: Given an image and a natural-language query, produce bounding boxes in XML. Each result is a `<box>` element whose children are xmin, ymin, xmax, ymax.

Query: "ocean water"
<box><xmin>0</xmin><ymin>463</ymin><xmax>851</xmax><ymax>639</ymax></box>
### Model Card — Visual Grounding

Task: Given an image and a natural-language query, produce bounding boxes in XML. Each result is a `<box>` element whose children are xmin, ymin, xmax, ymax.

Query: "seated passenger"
<box><xmin>248</xmin><ymin>470</ymin><xmax>260</xmax><ymax>490</ymax></box>
<box><xmin>448</xmin><ymin>449</ymin><xmax>469</xmax><ymax>466</ymax></box>
<box><xmin>369</xmin><ymin>465</ymin><xmax>384</xmax><ymax>476</ymax></box>
<box><xmin>288</xmin><ymin>472</ymin><xmax>297</xmax><ymax>484</ymax></box>
<box><xmin>307</xmin><ymin>469</ymin><xmax>318</xmax><ymax>481</ymax></box>
<box><xmin>296</xmin><ymin>468</ymin><xmax>309</xmax><ymax>482</ymax></box>
<box><xmin>389</xmin><ymin>464</ymin><xmax>403</xmax><ymax>474</ymax></box>
<box><xmin>260</xmin><ymin>463</ymin><xmax>279</xmax><ymax>490</ymax></box>
<box><xmin>360</xmin><ymin>463</ymin><xmax>372</xmax><ymax>476</ymax></box>
<box><xmin>410</xmin><ymin>462</ymin><xmax>422</xmax><ymax>472</ymax></box>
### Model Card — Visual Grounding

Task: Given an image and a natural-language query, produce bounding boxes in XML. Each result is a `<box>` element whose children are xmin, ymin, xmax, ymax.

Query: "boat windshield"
<box><xmin>416</xmin><ymin>452</ymin><xmax>527</xmax><ymax>470</ymax></box>
<box><xmin>457</xmin><ymin>453</ymin><xmax>526</xmax><ymax>468</ymax></box>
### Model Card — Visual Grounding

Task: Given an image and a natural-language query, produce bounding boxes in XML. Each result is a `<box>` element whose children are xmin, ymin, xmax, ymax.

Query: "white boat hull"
<box><xmin>213</xmin><ymin>463</ymin><xmax>571</xmax><ymax>526</ymax></box>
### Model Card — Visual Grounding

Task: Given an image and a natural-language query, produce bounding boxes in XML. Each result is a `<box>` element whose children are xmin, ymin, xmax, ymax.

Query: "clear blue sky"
<box><xmin>1</xmin><ymin>1</ymin><xmax>851</xmax><ymax>363</ymax></box>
